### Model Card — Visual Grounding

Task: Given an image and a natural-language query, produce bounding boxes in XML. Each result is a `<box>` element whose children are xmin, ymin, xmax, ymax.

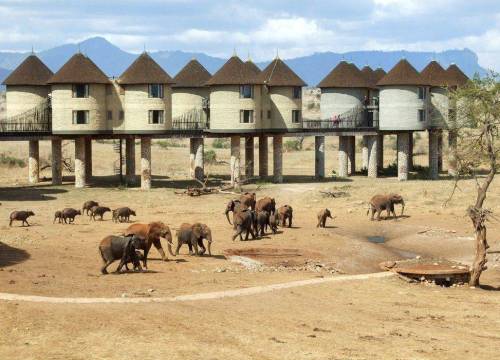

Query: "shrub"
<box><xmin>204</xmin><ymin>150</ymin><xmax>217</xmax><ymax>164</ymax></box>
<box><xmin>284</xmin><ymin>139</ymin><xmax>303</xmax><ymax>152</ymax></box>
<box><xmin>0</xmin><ymin>153</ymin><xmax>26</xmax><ymax>167</ymax></box>
<box><xmin>212</xmin><ymin>138</ymin><xmax>229</xmax><ymax>149</ymax></box>
<box><xmin>156</xmin><ymin>139</ymin><xmax>185</xmax><ymax>149</ymax></box>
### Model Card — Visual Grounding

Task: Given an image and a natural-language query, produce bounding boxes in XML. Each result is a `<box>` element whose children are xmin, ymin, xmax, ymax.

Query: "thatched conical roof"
<box><xmin>205</xmin><ymin>56</ymin><xmax>262</xmax><ymax>85</ymax></box>
<box><xmin>2</xmin><ymin>54</ymin><xmax>53</xmax><ymax>86</ymax></box>
<box><xmin>372</xmin><ymin>68</ymin><xmax>387</xmax><ymax>84</ymax></box>
<box><xmin>119</xmin><ymin>52</ymin><xmax>174</xmax><ymax>85</ymax></box>
<box><xmin>420</xmin><ymin>61</ymin><xmax>450</xmax><ymax>87</ymax></box>
<box><xmin>317</xmin><ymin>61</ymin><xmax>371</xmax><ymax>88</ymax></box>
<box><xmin>172</xmin><ymin>59</ymin><xmax>211</xmax><ymax>88</ymax></box>
<box><xmin>257</xmin><ymin>58</ymin><xmax>306</xmax><ymax>87</ymax></box>
<box><xmin>446</xmin><ymin>64</ymin><xmax>469</xmax><ymax>87</ymax></box>
<box><xmin>377</xmin><ymin>59</ymin><xmax>428</xmax><ymax>86</ymax></box>
<box><xmin>48</xmin><ymin>53</ymin><xmax>109</xmax><ymax>84</ymax></box>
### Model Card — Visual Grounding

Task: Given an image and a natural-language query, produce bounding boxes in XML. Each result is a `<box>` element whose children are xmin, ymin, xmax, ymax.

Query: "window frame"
<box><xmin>72</xmin><ymin>84</ymin><xmax>89</xmax><ymax>98</ymax></box>
<box><xmin>418</xmin><ymin>87</ymin><xmax>427</xmax><ymax>100</ymax></box>
<box><xmin>107</xmin><ymin>110</ymin><xmax>113</xmax><ymax>121</ymax></box>
<box><xmin>418</xmin><ymin>109</ymin><xmax>426</xmax><ymax>122</ymax></box>
<box><xmin>239</xmin><ymin>85</ymin><xmax>254</xmax><ymax>99</ymax></box>
<box><xmin>72</xmin><ymin>110</ymin><xmax>89</xmax><ymax>125</ymax></box>
<box><xmin>148</xmin><ymin>110</ymin><xmax>165</xmax><ymax>124</ymax></box>
<box><xmin>148</xmin><ymin>84</ymin><xmax>164</xmax><ymax>99</ymax></box>
<box><xmin>292</xmin><ymin>109</ymin><xmax>302</xmax><ymax>123</ymax></box>
<box><xmin>293</xmin><ymin>86</ymin><xmax>302</xmax><ymax>99</ymax></box>
<box><xmin>239</xmin><ymin>109</ymin><xmax>254</xmax><ymax>124</ymax></box>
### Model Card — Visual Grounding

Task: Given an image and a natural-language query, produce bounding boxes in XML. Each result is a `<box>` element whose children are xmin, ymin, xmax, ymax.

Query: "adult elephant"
<box><xmin>256</xmin><ymin>197</ymin><xmax>276</xmax><ymax>214</ymax></box>
<box><xmin>232</xmin><ymin>208</ymin><xmax>256</xmax><ymax>241</ymax></box>
<box><xmin>176</xmin><ymin>223</ymin><xmax>213</xmax><ymax>256</ymax></box>
<box><xmin>367</xmin><ymin>194</ymin><xmax>405</xmax><ymax>221</ymax></box>
<box><xmin>240</xmin><ymin>192</ymin><xmax>256</xmax><ymax>211</ymax></box>
<box><xmin>124</xmin><ymin>221</ymin><xmax>175</xmax><ymax>268</ymax></box>
<box><xmin>225</xmin><ymin>199</ymin><xmax>245</xmax><ymax>225</ymax></box>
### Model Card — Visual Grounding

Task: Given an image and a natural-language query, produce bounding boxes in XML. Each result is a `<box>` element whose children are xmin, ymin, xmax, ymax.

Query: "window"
<box><xmin>119</xmin><ymin>111</ymin><xmax>124</xmax><ymax>120</ymax></box>
<box><xmin>418</xmin><ymin>109</ymin><xmax>426</xmax><ymax>122</ymax></box>
<box><xmin>267</xmin><ymin>110</ymin><xmax>271</xmax><ymax>119</ymax></box>
<box><xmin>73</xmin><ymin>84</ymin><xmax>89</xmax><ymax>98</ymax></box>
<box><xmin>292</xmin><ymin>110</ymin><xmax>302</xmax><ymax>123</ymax></box>
<box><xmin>107</xmin><ymin>110</ymin><xmax>113</xmax><ymax>121</ymax></box>
<box><xmin>418</xmin><ymin>87</ymin><xmax>427</xmax><ymax>100</ymax></box>
<box><xmin>148</xmin><ymin>84</ymin><xmax>164</xmax><ymax>98</ymax></box>
<box><xmin>72</xmin><ymin>110</ymin><xmax>89</xmax><ymax>124</ymax></box>
<box><xmin>148</xmin><ymin>110</ymin><xmax>164</xmax><ymax>124</ymax></box>
<box><xmin>240</xmin><ymin>110</ymin><xmax>254</xmax><ymax>123</ymax></box>
<box><xmin>239</xmin><ymin>85</ymin><xmax>253</xmax><ymax>99</ymax></box>
<box><xmin>293</xmin><ymin>86</ymin><xmax>302</xmax><ymax>99</ymax></box>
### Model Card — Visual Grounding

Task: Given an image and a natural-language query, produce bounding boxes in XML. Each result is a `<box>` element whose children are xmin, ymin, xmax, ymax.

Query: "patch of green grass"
<box><xmin>156</xmin><ymin>139</ymin><xmax>185</xmax><ymax>149</ymax></box>
<box><xmin>284</xmin><ymin>139</ymin><xmax>302</xmax><ymax>152</ymax></box>
<box><xmin>212</xmin><ymin>138</ymin><xmax>229</xmax><ymax>149</ymax></box>
<box><xmin>204</xmin><ymin>150</ymin><xmax>217</xmax><ymax>164</ymax></box>
<box><xmin>0</xmin><ymin>153</ymin><xmax>26</xmax><ymax>168</ymax></box>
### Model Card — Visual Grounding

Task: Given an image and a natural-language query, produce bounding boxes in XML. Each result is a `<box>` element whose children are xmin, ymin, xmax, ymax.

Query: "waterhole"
<box><xmin>367</xmin><ymin>236</ymin><xmax>385</xmax><ymax>244</ymax></box>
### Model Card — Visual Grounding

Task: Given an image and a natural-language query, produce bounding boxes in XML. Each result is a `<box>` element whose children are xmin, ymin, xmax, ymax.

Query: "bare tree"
<box><xmin>446</xmin><ymin>72</ymin><xmax>499</xmax><ymax>286</ymax></box>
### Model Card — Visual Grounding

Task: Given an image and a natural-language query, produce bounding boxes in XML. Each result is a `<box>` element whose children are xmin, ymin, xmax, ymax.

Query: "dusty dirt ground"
<box><xmin>1</xmin><ymin>138</ymin><xmax>500</xmax><ymax>359</ymax></box>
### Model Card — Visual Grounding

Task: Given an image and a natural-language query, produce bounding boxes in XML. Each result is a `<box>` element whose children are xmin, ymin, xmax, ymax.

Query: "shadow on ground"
<box><xmin>0</xmin><ymin>241</ymin><xmax>30</xmax><ymax>267</ymax></box>
<box><xmin>0</xmin><ymin>185</ymin><xmax>67</xmax><ymax>201</ymax></box>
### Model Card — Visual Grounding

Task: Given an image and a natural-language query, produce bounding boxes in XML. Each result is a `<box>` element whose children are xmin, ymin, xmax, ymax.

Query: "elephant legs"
<box><xmin>288</xmin><ymin>215</ymin><xmax>292</xmax><ymax>228</ymax></box>
<box><xmin>197</xmin><ymin>238</ymin><xmax>206</xmax><ymax>255</ymax></box>
<box><xmin>152</xmin><ymin>238</ymin><xmax>167</xmax><ymax>261</ymax></box>
<box><xmin>101</xmin><ymin>260</ymin><xmax>113</xmax><ymax>275</ymax></box>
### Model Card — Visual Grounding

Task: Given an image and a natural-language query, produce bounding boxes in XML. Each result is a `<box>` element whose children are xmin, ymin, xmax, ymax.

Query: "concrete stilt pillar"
<box><xmin>377</xmin><ymin>134</ymin><xmax>384</xmax><ymax>169</ymax></box>
<box><xmin>361</xmin><ymin>136</ymin><xmax>369</xmax><ymax>170</ymax></box>
<box><xmin>28</xmin><ymin>140</ymin><xmax>40</xmax><ymax>184</ymax></box>
<box><xmin>273</xmin><ymin>135</ymin><xmax>283</xmax><ymax>183</ymax></box>
<box><xmin>125</xmin><ymin>137</ymin><xmax>136</xmax><ymax>184</ymax></box>
<box><xmin>397</xmin><ymin>133</ymin><xmax>410</xmax><ymax>181</ymax></box>
<box><xmin>74</xmin><ymin>138</ymin><xmax>86</xmax><ymax>188</ymax></box>
<box><xmin>189</xmin><ymin>138</ymin><xmax>196</xmax><ymax>179</ymax></box>
<box><xmin>428</xmin><ymin>130</ymin><xmax>439</xmax><ymax>180</ymax></box>
<box><xmin>314</xmin><ymin>136</ymin><xmax>325</xmax><ymax>179</ymax></box>
<box><xmin>194</xmin><ymin>138</ymin><xmax>204</xmax><ymax>182</ymax></box>
<box><xmin>230</xmin><ymin>136</ymin><xmax>241</xmax><ymax>187</ymax></box>
<box><xmin>367</xmin><ymin>135</ymin><xmax>378</xmax><ymax>178</ymax></box>
<box><xmin>84</xmin><ymin>137</ymin><xmax>92</xmax><ymax>181</ymax></box>
<box><xmin>437</xmin><ymin>131</ymin><xmax>443</xmax><ymax>172</ymax></box>
<box><xmin>448</xmin><ymin>130</ymin><xmax>458</xmax><ymax>176</ymax></box>
<box><xmin>258</xmin><ymin>135</ymin><xmax>268</xmax><ymax>178</ymax></box>
<box><xmin>141</xmin><ymin>137</ymin><xmax>152</xmax><ymax>190</ymax></box>
<box><xmin>347</xmin><ymin>136</ymin><xmax>356</xmax><ymax>175</ymax></box>
<box><xmin>51</xmin><ymin>138</ymin><xmax>62</xmax><ymax>185</ymax></box>
<box><xmin>338</xmin><ymin>136</ymin><xmax>348</xmax><ymax>178</ymax></box>
<box><xmin>244</xmin><ymin>137</ymin><xmax>254</xmax><ymax>178</ymax></box>
<box><xmin>408</xmin><ymin>132</ymin><xmax>414</xmax><ymax>171</ymax></box>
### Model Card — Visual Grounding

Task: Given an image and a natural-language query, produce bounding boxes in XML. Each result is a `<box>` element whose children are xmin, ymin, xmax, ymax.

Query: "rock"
<box><xmin>147</xmin><ymin>288</ymin><xmax>155</xmax><ymax>293</ymax></box>
<box><xmin>121</xmin><ymin>293</ymin><xmax>128</xmax><ymax>298</ymax></box>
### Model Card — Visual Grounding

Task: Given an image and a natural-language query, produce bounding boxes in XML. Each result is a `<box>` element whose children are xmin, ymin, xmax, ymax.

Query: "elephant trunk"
<box><xmin>225</xmin><ymin>210</ymin><xmax>232</xmax><ymax>225</ymax></box>
<box><xmin>165</xmin><ymin>233</ymin><xmax>175</xmax><ymax>257</ymax></box>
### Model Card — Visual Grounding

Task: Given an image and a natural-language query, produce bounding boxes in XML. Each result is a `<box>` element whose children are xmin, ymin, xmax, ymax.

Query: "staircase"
<box><xmin>0</xmin><ymin>97</ymin><xmax>52</xmax><ymax>133</ymax></box>
<box><xmin>113</xmin><ymin>139</ymin><xmax>124</xmax><ymax>183</ymax></box>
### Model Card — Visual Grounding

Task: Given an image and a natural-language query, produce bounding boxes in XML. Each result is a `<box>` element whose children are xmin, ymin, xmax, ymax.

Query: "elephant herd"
<box><xmin>7</xmin><ymin>192</ymin><xmax>405</xmax><ymax>275</ymax></box>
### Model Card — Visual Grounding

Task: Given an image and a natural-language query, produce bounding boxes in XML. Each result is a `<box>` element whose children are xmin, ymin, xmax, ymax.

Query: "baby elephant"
<box><xmin>53</xmin><ymin>210</ymin><xmax>63</xmax><ymax>224</ymax></box>
<box><xmin>269</xmin><ymin>213</ymin><xmax>279</xmax><ymax>234</ymax></box>
<box><xmin>112</xmin><ymin>207</ymin><xmax>136</xmax><ymax>223</ymax></box>
<box><xmin>98</xmin><ymin>235</ymin><xmax>143</xmax><ymax>274</ymax></box>
<box><xmin>317</xmin><ymin>209</ymin><xmax>332</xmax><ymax>228</ymax></box>
<box><xmin>176</xmin><ymin>223</ymin><xmax>212</xmax><ymax>256</ymax></box>
<box><xmin>9</xmin><ymin>210</ymin><xmax>35</xmax><ymax>227</ymax></box>
<box><xmin>278</xmin><ymin>205</ymin><xmax>293</xmax><ymax>228</ymax></box>
<box><xmin>90</xmin><ymin>206</ymin><xmax>111</xmax><ymax>221</ymax></box>
<box><xmin>61</xmin><ymin>208</ymin><xmax>81</xmax><ymax>224</ymax></box>
<box><xmin>368</xmin><ymin>194</ymin><xmax>405</xmax><ymax>221</ymax></box>
<box><xmin>255</xmin><ymin>211</ymin><xmax>270</xmax><ymax>236</ymax></box>
<box><xmin>82</xmin><ymin>200</ymin><xmax>99</xmax><ymax>216</ymax></box>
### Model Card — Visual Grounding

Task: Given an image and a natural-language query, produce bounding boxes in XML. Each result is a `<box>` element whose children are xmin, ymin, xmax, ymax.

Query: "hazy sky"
<box><xmin>1</xmin><ymin>0</ymin><xmax>499</xmax><ymax>69</ymax></box>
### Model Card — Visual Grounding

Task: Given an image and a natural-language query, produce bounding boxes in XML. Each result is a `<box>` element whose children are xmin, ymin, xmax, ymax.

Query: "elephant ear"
<box><xmin>192</xmin><ymin>224</ymin><xmax>203</xmax><ymax>239</ymax></box>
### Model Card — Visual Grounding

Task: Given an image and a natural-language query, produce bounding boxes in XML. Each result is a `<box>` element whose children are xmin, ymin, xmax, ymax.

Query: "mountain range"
<box><xmin>0</xmin><ymin>37</ymin><xmax>486</xmax><ymax>88</ymax></box>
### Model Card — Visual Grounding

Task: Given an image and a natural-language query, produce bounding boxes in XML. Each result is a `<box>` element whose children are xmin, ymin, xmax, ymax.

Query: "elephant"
<box><xmin>278</xmin><ymin>205</ymin><xmax>293</xmax><ymax>227</ymax></box>
<box><xmin>240</xmin><ymin>192</ymin><xmax>256</xmax><ymax>210</ymax></box>
<box><xmin>225</xmin><ymin>199</ymin><xmax>246</xmax><ymax>226</ymax></box>
<box><xmin>256</xmin><ymin>197</ymin><xmax>276</xmax><ymax>214</ymax></box>
<box><xmin>61</xmin><ymin>208</ymin><xmax>82</xmax><ymax>224</ymax></box>
<box><xmin>232</xmin><ymin>209</ymin><xmax>256</xmax><ymax>241</ymax></box>
<box><xmin>176</xmin><ymin>223</ymin><xmax>213</xmax><ymax>256</ymax></box>
<box><xmin>53</xmin><ymin>210</ymin><xmax>63</xmax><ymax>224</ymax></box>
<box><xmin>9</xmin><ymin>210</ymin><xmax>35</xmax><ymax>227</ymax></box>
<box><xmin>367</xmin><ymin>194</ymin><xmax>405</xmax><ymax>221</ymax></box>
<box><xmin>82</xmin><ymin>200</ymin><xmax>99</xmax><ymax>215</ymax></box>
<box><xmin>317</xmin><ymin>209</ymin><xmax>332</xmax><ymax>228</ymax></box>
<box><xmin>90</xmin><ymin>206</ymin><xmax>111</xmax><ymax>221</ymax></box>
<box><xmin>112</xmin><ymin>207</ymin><xmax>136</xmax><ymax>223</ymax></box>
<box><xmin>255</xmin><ymin>210</ymin><xmax>270</xmax><ymax>236</ymax></box>
<box><xmin>124</xmin><ymin>221</ymin><xmax>175</xmax><ymax>269</ymax></box>
<box><xmin>269</xmin><ymin>213</ymin><xmax>279</xmax><ymax>234</ymax></box>
<box><xmin>98</xmin><ymin>235</ymin><xmax>143</xmax><ymax>274</ymax></box>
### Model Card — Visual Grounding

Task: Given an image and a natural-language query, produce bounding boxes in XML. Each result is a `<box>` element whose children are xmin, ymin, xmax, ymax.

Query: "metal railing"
<box><xmin>172</xmin><ymin>108</ymin><xmax>209</xmax><ymax>131</ymax></box>
<box><xmin>0</xmin><ymin>97</ymin><xmax>52</xmax><ymax>133</ymax></box>
<box><xmin>301</xmin><ymin>104</ymin><xmax>378</xmax><ymax>130</ymax></box>
<box><xmin>0</xmin><ymin>121</ymin><xmax>51</xmax><ymax>133</ymax></box>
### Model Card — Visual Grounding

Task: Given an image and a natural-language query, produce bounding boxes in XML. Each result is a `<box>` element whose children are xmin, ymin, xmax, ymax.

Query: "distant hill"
<box><xmin>0</xmin><ymin>67</ymin><xmax>10</xmax><ymax>85</ymax></box>
<box><xmin>0</xmin><ymin>37</ymin><xmax>486</xmax><ymax>87</ymax></box>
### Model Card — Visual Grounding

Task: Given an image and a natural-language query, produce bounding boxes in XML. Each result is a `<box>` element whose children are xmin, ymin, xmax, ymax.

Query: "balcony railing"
<box><xmin>172</xmin><ymin>108</ymin><xmax>209</xmax><ymax>131</ymax></box>
<box><xmin>0</xmin><ymin>121</ymin><xmax>51</xmax><ymax>133</ymax></box>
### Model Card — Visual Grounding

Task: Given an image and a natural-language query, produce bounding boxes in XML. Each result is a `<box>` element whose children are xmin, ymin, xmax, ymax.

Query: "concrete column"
<box><xmin>74</xmin><ymin>138</ymin><xmax>86</xmax><ymax>188</ymax></box>
<box><xmin>230</xmin><ymin>136</ymin><xmax>241</xmax><ymax>186</ymax></box>
<box><xmin>258</xmin><ymin>135</ymin><xmax>268</xmax><ymax>178</ymax></box>
<box><xmin>244</xmin><ymin>137</ymin><xmax>254</xmax><ymax>178</ymax></box>
<box><xmin>273</xmin><ymin>135</ymin><xmax>283</xmax><ymax>183</ymax></box>
<box><xmin>437</xmin><ymin>131</ymin><xmax>443</xmax><ymax>172</ymax></box>
<box><xmin>397</xmin><ymin>133</ymin><xmax>410</xmax><ymax>181</ymax></box>
<box><xmin>28</xmin><ymin>140</ymin><xmax>40</xmax><ymax>184</ymax></box>
<box><xmin>51</xmin><ymin>138</ymin><xmax>62</xmax><ymax>185</ymax></box>
<box><xmin>338</xmin><ymin>136</ymin><xmax>348</xmax><ymax>178</ymax></box>
<box><xmin>194</xmin><ymin>138</ymin><xmax>204</xmax><ymax>182</ymax></box>
<box><xmin>361</xmin><ymin>136</ymin><xmax>369</xmax><ymax>171</ymax></box>
<box><xmin>141</xmin><ymin>137</ymin><xmax>152</xmax><ymax>190</ymax></box>
<box><xmin>189</xmin><ymin>138</ymin><xmax>196</xmax><ymax>179</ymax></box>
<box><xmin>408</xmin><ymin>132</ymin><xmax>414</xmax><ymax>171</ymax></box>
<box><xmin>84</xmin><ymin>137</ymin><xmax>92</xmax><ymax>181</ymax></box>
<box><xmin>314</xmin><ymin>136</ymin><xmax>325</xmax><ymax>179</ymax></box>
<box><xmin>448</xmin><ymin>130</ymin><xmax>458</xmax><ymax>176</ymax></box>
<box><xmin>367</xmin><ymin>135</ymin><xmax>378</xmax><ymax>178</ymax></box>
<box><xmin>347</xmin><ymin>136</ymin><xmax>356</xmax><ymax>175</ymax></box>
<box><xmin>428</xmin><ymin>130</ymin><xmax>439</xmax><ymax>180</ymax></box>
<box><xmin>125</xmin><ymin>137</ymin><xmax>136</xmax><ymax>184</ymax></box>
<box><xmin>377</xmin><ymin>134</ymin><xmax>384</xmax><ymax>169</ymax></box>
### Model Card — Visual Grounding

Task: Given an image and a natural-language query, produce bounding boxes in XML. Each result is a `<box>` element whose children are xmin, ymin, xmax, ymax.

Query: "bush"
<box><xmin>0</xmin><ymin>153</ymin><xmax>26</xmax><ymax>167</ymax></box>
<box><xmin>156</xmin><ymin>139</ymin><xmax>185</xmax><ymax>149</ymax></box>
<box><xmin>284</xmin><ymin>139</ymin><xmax>303</xmax><ymax>152</ymax></box>
<box><xmin>212</xmin><ymin>138</ymin><xmax>229</xmax><ymax>149</ymax></box>
<box><xmin>204</xmin><ymin>150</ymin><xmax>217</xmax><ymax>164</ymax></box>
